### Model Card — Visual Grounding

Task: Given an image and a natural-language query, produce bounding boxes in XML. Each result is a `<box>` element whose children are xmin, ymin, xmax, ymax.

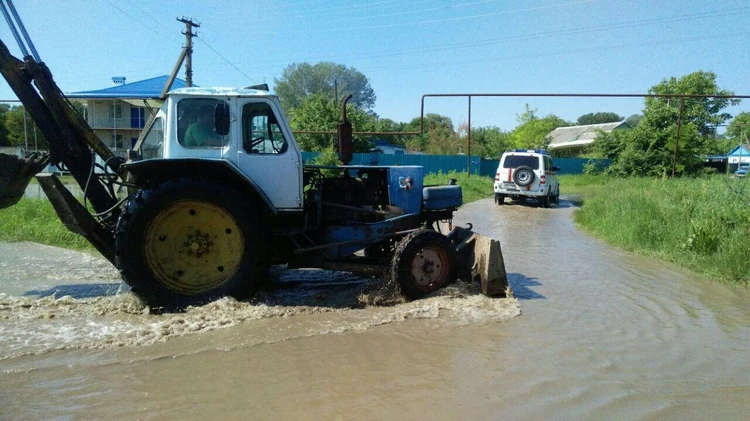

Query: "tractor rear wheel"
<box><xmin>391</xmin><ymin>230</ymin><xmax>457</xmax><ymax>300</ymax></box>
<box><xmin>115</xmin><ymin>178</ymin><xmax>269</xmax><ymax>309</ymax></box>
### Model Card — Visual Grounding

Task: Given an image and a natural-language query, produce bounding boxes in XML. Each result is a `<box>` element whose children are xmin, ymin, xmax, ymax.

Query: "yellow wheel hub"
<box><xmin>144</xmin><ymin>200</ymin><xmax>245</xmax><ymax>295</ymax></box>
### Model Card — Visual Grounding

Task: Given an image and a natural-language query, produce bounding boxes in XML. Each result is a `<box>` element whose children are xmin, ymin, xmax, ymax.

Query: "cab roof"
<box><xmin>168</xmin><ymin>86</ymin><xmax>276</xmax><ymax>98</ymax></box>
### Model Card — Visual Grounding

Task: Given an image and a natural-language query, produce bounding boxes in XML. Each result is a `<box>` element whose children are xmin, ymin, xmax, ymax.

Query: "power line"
<box><xmin>189</xmin><ymin>7</ymin><xmax>750</xmax><ymax>73</ymax></box>
<box><xmin>253</xmin><ymin>0</ymin><xmax>453</xmax><ymax>21</ymax></box>
<box><xmin>355</xmin><ymin>31</ymin><xmax>750</xmax><ymax>74</ymax></box>
<box><xmin>122</xmin><ymin>0</ymin><xmax>184</xmax><ymax>43</ymax></box>
<box><xmin>103</xmin><ymin>0</ymin><xmax>182</xmax><ymax>45</ymax></box>
<box><xmin>196</xmin><ymin>35</ymin><xmax>257</xmax><ymax>85</ymax></box>
<box><xmin>254</xmin><ymin>0</ymin><xmax>592</xmax><ymax>33</ymax></box>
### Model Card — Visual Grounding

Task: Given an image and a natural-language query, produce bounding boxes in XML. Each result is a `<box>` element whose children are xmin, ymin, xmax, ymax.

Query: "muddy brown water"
<box><xmin>1</xmin><ymin>198</ymin><xmax>749</xmax><ymax>420</ymax></box>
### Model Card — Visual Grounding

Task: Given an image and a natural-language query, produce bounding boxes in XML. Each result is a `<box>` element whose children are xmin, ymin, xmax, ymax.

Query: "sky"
<box><xmin>1</xmin><ymin>0</ymin><xmax>749</xmax><ymax>131</ymax></box>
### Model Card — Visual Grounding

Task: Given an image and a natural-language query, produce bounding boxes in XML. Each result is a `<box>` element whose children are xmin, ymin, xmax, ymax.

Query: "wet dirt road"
<box><xmin>1</xmin><ymin>198</ymin><xmax>749</xmax><ymax>420</ymax></box>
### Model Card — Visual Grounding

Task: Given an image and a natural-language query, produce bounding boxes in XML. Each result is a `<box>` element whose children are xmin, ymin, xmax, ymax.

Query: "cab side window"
<box><xmin>242</xmin><ymin>103</ymin><xmax>288</xmax><ymax>155</ymax></box>
<box><xmin>177</xmin><ymin>99</ymin><xmax>229</xmax><ymax>148</ymax></box>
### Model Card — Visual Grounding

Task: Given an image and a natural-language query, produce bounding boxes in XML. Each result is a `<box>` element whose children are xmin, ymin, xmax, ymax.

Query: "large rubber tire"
<box><xmin>513</xmin><ymin>165</ymin><xmax>535</xmax><ymax>187</ymax></box>
<box><xmin>391</xmin><ymin>230</ymin><xmax>457</xmax><ymax>300</ymax></box>
<box><xmin>495</xmin><ymin>193</ymin><xmax>505</xmax><ymax>205</ymax></box>
<box><xmin>115</xmin><ymin>177</ymin><xmax>269</xmax><ymax>309</ymax></box>
<box><xmin>539</xmin><ymin>191</ymin><xmax>550</xmax><ymax>208</ymax></box>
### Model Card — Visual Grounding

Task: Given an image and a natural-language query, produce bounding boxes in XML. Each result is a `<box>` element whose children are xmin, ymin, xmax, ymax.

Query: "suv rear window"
<box><xmin>503</xmin><ymin>155</ymin><xmax>540</xmax><ymax>169</ymax></box>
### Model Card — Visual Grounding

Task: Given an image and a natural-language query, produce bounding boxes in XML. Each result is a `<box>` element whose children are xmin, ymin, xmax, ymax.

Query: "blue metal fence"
<box><xmin>301</xmin><ymin>152</ymin><xmax>608</xmax><ymax>176</ymax></box>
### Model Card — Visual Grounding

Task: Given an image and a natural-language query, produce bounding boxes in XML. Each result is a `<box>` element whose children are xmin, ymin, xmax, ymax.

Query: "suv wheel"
<box><xmin>539</xmin><ymin>192</ymin><xmax>550</xmax><ymax>208</ymax></box>
<box><xmin>495</xmin><ymin>193</ymin><xmax>505</xmax><ymax>205</ymax></box>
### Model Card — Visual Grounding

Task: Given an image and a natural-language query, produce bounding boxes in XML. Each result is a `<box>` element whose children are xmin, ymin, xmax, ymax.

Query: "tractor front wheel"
<box><xmin>115</xmin><ymin>178</ymin><xmax>269</xmax><ymax>309</ymax></box>
<box><xmin>391</xmin><ymin>230</ymin><xmax>457</xmax><ymax>300</ymax></box>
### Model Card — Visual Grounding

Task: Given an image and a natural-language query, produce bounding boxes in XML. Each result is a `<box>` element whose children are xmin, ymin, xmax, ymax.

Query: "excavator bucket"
<box><xmin>0</xmin><ymin>152</ymin><xmax>49</xmax><ymax>210</ymax></box>
<box><xmin>448</xmin><ymin>226</ymin><xmax>509</xmax><ymax>297</ymax></box>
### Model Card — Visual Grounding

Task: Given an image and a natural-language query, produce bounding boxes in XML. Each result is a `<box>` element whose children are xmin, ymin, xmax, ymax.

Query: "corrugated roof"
<box><xmin>66</xmin><ymin>75</ymin><xmax>188</xmax><ymax>99</ymax></box>
<box><xmin>548</xmin><ymin>121</ymin><xmax>629</xmax><ymax>150</ymax></box>
<box><xmin>728</xmin><ymin>144</ymin><xmax>750</xmax><ymax>156</ymax></box>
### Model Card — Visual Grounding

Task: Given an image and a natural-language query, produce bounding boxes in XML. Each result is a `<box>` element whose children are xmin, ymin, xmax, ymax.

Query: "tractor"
<box><xmin>0</xmin><ymin>2</ymin><xmax>507</xmax><ymax>309</ymax></box>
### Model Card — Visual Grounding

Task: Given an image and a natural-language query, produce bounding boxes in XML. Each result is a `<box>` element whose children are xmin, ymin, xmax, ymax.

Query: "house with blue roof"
<box><xmin>727</xmin><ymin>143</ymin><xmax>750</xmax><ymax>169</ymax></box>
<box><xmin>66</xmin><ymin>76</ymin><xmax>186</xmax><ymax>152</ymax></box>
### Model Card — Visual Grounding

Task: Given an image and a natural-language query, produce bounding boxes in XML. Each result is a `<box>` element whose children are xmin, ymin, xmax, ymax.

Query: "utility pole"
<box><xmin>177</xmin><ymin>17</ymin><xmax>199</xmax><ymax>87</ymax></box>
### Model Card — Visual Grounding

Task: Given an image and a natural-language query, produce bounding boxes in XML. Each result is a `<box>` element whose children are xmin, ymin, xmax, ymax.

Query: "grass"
<box><xmin>424</xmin><ymin>171</ymin><xmax>494</xmax><ymax>204</ymax></box>
<box><xmin>573</xmin><ymin>176</ymin><xmax>750</xmax><ymax>286</ymax></box>
<box><xmin>557</xmin><ymin>174</ymin><xmax>608</xmax><ymax>203</ymax></box>
<box><xmin>0</xmin><ymin>196</ymin><xmax>94</xmax><ymax>251</ymax></box>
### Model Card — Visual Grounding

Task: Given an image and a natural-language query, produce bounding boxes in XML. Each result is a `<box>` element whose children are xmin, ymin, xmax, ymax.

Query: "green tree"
<box><xmin>596</xmin><ymin>71</ymin><xmax>739</xmax><ymax>177</ymax></box>
<box><xmin>274</xmin><ymin>62</ymin><xmax>376</xmax><ymax>112</ymax></box>
<box><xmin>625</xmin><ymin>113</ymin><xmax>642</xmax><ymax>128</ymax></box>
<box><xmin>576</xmin><ymin>112</ymin><xmax>623</xmax><ymax>125</ymax></box>
<box><xmin>515</xmin><ymin>103</ymin><xmax>537</xmax><ymax>124</ymax></box>
<box><xmin>403</xmin><ymin>113</ymin><xmax>455</xmax><ymax>153</ymax></box>
<box><xmin>374</xmin><ymin>118</ymin><xmax>408</xmax><ymax>148</ymax></box>
<box><xmin>0</xmin><ymin>104</ymin><xmax>10</xmax><ymax>146</ymax></box>
<box><xmin>4</xmin><ymin>105</ymin><xmax>49</xmax><ymax>150</ymax></box>
<box><xmin>289</xmin><ymin>94</ymin><xmax>377</xmax><ymax>152</ymax></box>
<box><xmin>726</xmin><ymin>112</ymin><xmax>750</xmax><ymax>144</ymax></box>
<box><xmin>466</xmin><ymin>126</ymin><xmax>510</xmax><ymax>158</ymax></box>
<box><xmin>509</xmin><ymin>114</ymin><xmax>569</xmax><ymax>150</ymax></box>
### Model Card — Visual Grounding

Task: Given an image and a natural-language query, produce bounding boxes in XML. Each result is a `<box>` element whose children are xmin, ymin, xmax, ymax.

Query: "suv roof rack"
<box><xmin>508</xmin><ymin>149</ymin><xmax>549</xmax><ymax>155</ymax></box>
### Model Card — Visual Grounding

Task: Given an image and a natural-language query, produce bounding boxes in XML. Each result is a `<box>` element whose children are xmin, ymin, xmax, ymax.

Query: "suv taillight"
<box><xmin>540</xmin><ymin>175</ymin><xmax>546</xmax><ymax>184</ymax></box>
<box><xmin>495</xmin><ymin>172</ymin><xmax>500</xmax><ymax>181</ymax></box>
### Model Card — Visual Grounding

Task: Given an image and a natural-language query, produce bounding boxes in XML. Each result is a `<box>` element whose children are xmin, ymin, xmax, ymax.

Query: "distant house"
<box><xmin>371</xmin><ymin>139</ymin><xmax>406</xmax><ymax>154</ymax></box>
<box><xmin>727</xmin><ymin>143</ymin><xmax>750</xmax><ymax>168</ymax></box>
<box><xmin>547</xmin><ymin>121</ymin><xmax>630</xmax><ymax>156</ymax></box>
<box><xmin>66</xmin><ymin>75</ymin><xmax>187</xmax><ymax>154</ymax></box>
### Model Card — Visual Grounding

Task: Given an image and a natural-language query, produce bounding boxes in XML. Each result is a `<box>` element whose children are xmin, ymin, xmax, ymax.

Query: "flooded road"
<box><xmin>1</xmin><ymin>198</ymin><xmax>749</xmax><ymax>420</ymax></box>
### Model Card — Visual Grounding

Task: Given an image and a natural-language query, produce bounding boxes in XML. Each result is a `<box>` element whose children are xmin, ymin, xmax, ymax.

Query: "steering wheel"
<box><xmin>271</xmin><ymin>139</ymin><xmax>287</xmax><ymax>153</ymax></box>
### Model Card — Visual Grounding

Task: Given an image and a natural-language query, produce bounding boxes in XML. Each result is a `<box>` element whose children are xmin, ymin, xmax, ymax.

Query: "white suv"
<box><xmin>493</xmin><ymin>149</ymin><xmax>560</xmax><ymax>208</ymax></box>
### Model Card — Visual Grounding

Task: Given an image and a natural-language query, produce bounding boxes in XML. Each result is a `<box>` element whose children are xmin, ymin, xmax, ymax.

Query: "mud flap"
<box><xmin>0</xmin><ymin>152</ymin><xmax>50</xmax><ymax>209</ymax></box>
<box><xmin>448</xmin><ymin>226</ymin><xmax>509</xmax><ymax>297</ymax></box>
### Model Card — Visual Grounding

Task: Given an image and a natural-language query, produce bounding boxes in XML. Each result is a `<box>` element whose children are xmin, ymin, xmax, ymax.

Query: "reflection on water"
<box><xmin>1</xmin><ymin>199</ymin><xmax>749</xmax><ymax>420</ymax></box>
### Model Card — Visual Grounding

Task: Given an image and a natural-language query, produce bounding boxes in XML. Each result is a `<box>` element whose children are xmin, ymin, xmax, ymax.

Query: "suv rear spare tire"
<box><xmin>513</xmin><ymin>165</ymin><xmax>535</xmax><ymax>186</ymax></box>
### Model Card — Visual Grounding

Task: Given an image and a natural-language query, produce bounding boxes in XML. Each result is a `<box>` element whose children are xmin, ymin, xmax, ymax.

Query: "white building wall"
<box><xmin>86</xmin><ymin>99</ymin><xmax>145</xmax><ymax>151</ymax></box>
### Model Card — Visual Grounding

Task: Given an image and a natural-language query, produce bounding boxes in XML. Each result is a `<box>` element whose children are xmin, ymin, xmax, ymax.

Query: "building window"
<box><xmin>111</xmin><ymin>134</ymin><xmax>123</xmax><ymax>149</ymax></box>
<box><xmin>109</xmin><ymin>103</ymin><xmax>123</xmax><ymax>119</ymax></box>
<box><xmin>131</xmin><ymin>107</ymin><xmax>145</xmax><ymax>129</ymax></box>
